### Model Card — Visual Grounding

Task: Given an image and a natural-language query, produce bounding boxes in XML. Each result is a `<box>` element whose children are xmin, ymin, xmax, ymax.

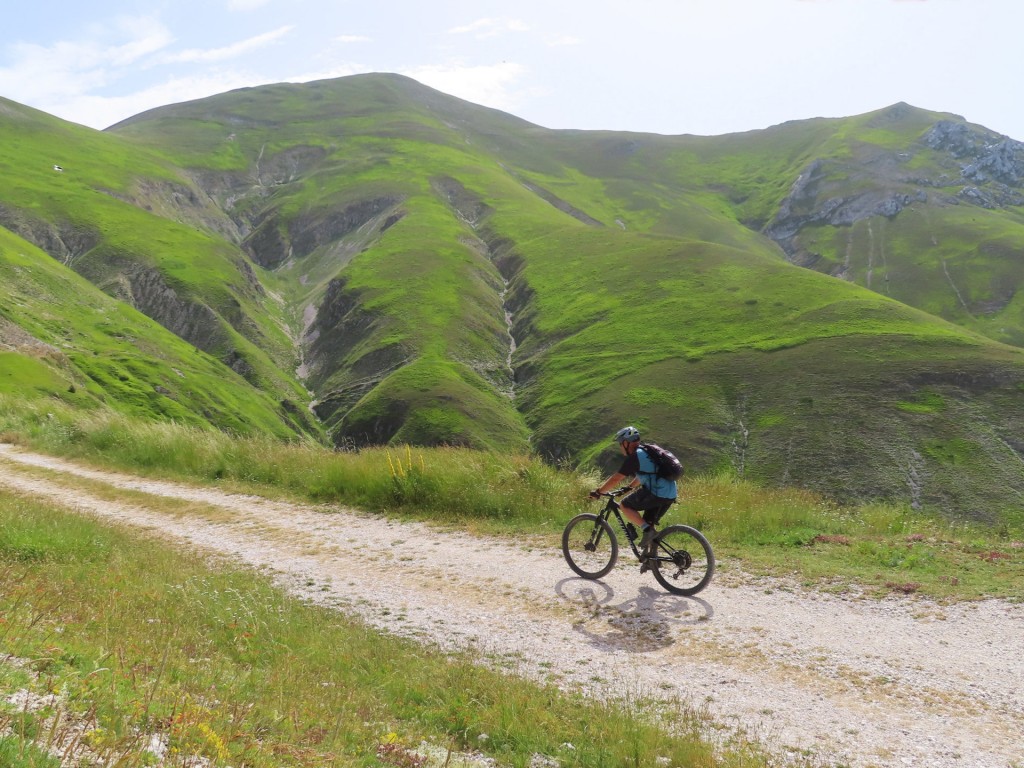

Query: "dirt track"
<box><xmin>1</xmin><ymin>443</ymin><xmax>1021</xmax><ymax>767</ymax></box>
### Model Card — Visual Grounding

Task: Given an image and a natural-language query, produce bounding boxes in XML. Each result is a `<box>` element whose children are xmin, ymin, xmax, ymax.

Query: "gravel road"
<box><xmin>1</xmin><ymin>444</ymin><xmax>1021</xmax><ymax>767</ymax></box>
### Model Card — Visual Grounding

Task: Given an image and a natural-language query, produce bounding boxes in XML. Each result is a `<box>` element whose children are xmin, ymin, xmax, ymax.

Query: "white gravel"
<box><xmin>1</xmin><ymin>443</ymin><xmax>1022</xmax><ymax>767</ymax></box>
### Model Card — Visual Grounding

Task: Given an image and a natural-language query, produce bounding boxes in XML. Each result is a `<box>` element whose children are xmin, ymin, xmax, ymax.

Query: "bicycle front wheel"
<box><xmin>649</xmin><ymin>524</ymin><xmax>715</xmax><ymax>595</ymax></box>
<box><xmin>562</xmin><ymin>513</ymin><xmax>618</xmax><ymax>579</ymax></box>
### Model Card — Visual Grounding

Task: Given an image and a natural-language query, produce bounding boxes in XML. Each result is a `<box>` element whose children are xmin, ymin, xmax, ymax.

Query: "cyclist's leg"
<box><xmin>622</xmin><ymin>488</ymin><xmax>659</xmax><ymax>526</ymax></box>
<box><xmin>624</xmin><ymin>494</ymin><xmax>673</xmax><ymax>563</ymax></box>
<box><xmin>643</xmin><ymin>500</ymin><xmax>674</xmax><ymax>527</ymax></box>
<box><xmin>620</xmin><ymin>504</ymin><xmax>646</xmax><ymax>528</ymax></box>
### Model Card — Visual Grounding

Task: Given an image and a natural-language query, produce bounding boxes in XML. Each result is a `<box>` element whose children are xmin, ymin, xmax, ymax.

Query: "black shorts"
<box><xmin>622</xmin><ymin>487</ymin><xmax>674</xmax><ymax>526</ymax></box>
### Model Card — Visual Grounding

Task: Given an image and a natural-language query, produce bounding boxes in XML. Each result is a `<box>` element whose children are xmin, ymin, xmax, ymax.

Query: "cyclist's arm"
<box><xmin>593</xmin><ymin>472</ymin><xmax>627</xmax><ymax>496</ymax></box>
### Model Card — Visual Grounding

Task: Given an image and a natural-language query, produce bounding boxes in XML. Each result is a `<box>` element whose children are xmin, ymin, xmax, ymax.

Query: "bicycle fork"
<box><xmin>584</xmin><ymin>511</ymin><xmax>611</xmax><ymax>552</ymax></box>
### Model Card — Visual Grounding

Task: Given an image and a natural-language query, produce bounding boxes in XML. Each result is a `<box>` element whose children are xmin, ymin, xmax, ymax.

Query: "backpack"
<box><xmin>639</xmin><ymin>443</ymin><xmax>684</xmax><ymax>481</ymax></box>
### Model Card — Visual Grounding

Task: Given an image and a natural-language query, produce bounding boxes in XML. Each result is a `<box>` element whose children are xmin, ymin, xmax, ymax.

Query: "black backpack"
<box><xmin>640</xmin><ymin>443</ymin><xmax>684</xmax><ymax>481</ymax></box>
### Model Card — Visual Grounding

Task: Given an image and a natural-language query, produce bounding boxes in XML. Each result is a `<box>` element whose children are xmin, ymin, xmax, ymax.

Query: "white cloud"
<box><xmin>43</xmin><ymin>72</ymin><xmax>251</xmax><ymax>129</ymax></box>
<box><xmin>336</xmin><ymin>35</ymin><xmax>372</xmax><ymax>44</ymax></box>
<box><xmin>447</xmin><ymin>18</ymin><xmax>530</xmax><ymax>39</ymax></box>
<box><xmin>401</xmin><ymin>62</ymin><xmax>529</xmax><ymax>113</ymax></box>
<box><xmin>0</xmin><ymin>16</ymin><xmax>173</xmax><ymax>104</ymax></box>
<box><xmin>163</xmin><ymin>26</ymin><xmax>293</xmax><ymax>63</ymax></box>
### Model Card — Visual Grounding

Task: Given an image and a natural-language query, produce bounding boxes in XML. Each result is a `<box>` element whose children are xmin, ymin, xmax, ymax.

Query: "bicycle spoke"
<box><xmin>650</xmin><ymin>525</ymin><xmax>715</xmax><ymax>596</ymax></box>
<box><xmin>562</xmin><ymin>513</ymin><xmax>618</xmax><ymax>579</ymax></box>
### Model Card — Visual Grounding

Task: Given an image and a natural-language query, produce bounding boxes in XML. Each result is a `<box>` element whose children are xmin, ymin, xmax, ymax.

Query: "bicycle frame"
<box><xmin>596</xmin><ymin>492</ymin><xmax>691</xmax><ymax>571</ymax></box>
<box><xmin>597</xmin><ymin>494</ymin><xmax>645</xmax><ymax>561</ymax></box>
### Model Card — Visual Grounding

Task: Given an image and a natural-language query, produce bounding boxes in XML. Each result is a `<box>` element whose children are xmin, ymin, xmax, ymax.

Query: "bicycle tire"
<box><xmin>649</xmin><ymin>524</ymin><xmax>715</xmax><ymax>596</ymax></box>
<box><xmin>562</xmin><ymin>513</ymin><xmax>618</xmax><ymax>579</ymax></box>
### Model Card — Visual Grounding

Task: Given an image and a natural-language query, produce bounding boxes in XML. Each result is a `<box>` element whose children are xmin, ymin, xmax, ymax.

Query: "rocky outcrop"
<box><xmin>764</xmin><ymin>160</ymin><xmax>927</xmax><ymax>256</ymax></box>
<box><xmin>122</xmin><ymin>268</ymin><xmax>227</xmax><ymax>351</ymax></box>
<box><xmin>514</xmin><ymin>176</ymin><xmax>605</xmax><ymax>227</ymax></box>
<box><xmin>0</xmin><ymin>206</ymin><xmax>100</xmax><ymax>265</ymax></box>
<box><xmin>923</xmin><ymin>121</ymin><xmax>1024</xmax><ymax>182</ymax></box>
<box><xmin>765</xmin><ymin>118</ymin><xmax>1024</xmax><ymax>261</ymax></box>
<box><xmin>103</xmin><ymin>177</ymin><xmax>244</xmax><ymax>243</ymax></box>
<box><xmin>923</xmin><ymin>121</ymin><xmax>1024</xmax><ymax>205</ymax></box>
<box><xmin>962</xmin><ymin>138</ymin><xmax>1024</xmax><ymax>186</ymax></box>
<box><xmin>243</xmin><ymin>196</ymin><xmax>403</xmax><ymax>269</ymax></box>
<box><xmin>432</xmin><ymin>176</ymin><xmax>493</xmax><ymax>228</ymax></box>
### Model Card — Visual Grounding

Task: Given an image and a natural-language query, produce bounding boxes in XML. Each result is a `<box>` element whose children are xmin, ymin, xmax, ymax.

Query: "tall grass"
<box><xmin>1</xmin><ymin>396</ymin><xmax>1021</xmax><ymax>599</ymax></box>
<box><xmin>0</xmin><ymin>396</ymin><xmax>587</xmax><ymax>532</ymax></box>
<box><xmin>0</xmin><ymin>492</ymin><xmax>765</xmax><ymax>768</ymax></box>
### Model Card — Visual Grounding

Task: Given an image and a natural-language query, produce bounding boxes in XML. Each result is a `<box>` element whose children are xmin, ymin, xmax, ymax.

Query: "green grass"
<box><xmin>0</xmin><ymin>96</ymin><xmax>308</xmax><ymax>411</ymax></box>
<box><xmin>1</xmin><ymin>404</ymin><xmax>1020</xmax><ymax>601</ymax></box>
<box><xmin>0</xmin><ymin>491</ymin><xmax>760</xmax><ymax>768</ymax></box>
<box><xmin>0</xmin><ymin>397</ymin><xmax>574</xmax><ymax>531</ymax></box>
<box><xmin>0</xmin><ymin>228</ymin><xmax>315</xmax><ymax>440</ymax></box>
<box><xmin>0</xmin><ymin>737</ymin><xmax>60</xmax><ymax>768</ymax></box>
<box><xmin>796</xmin><ymin>205</ymin><xmax>1024</xmax><ymax>347</ymax></box>
<box><xmin>680</xmin><ymin>478</ymin><xmax>1023</xmax><ymax>600</ymax></box>
<box><xmin>0</xmin><ymin>353</ymin><xmax>74</xmax><ymax>401</ymax></box>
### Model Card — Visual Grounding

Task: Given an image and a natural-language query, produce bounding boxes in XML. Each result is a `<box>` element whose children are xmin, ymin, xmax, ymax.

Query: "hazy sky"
<box><xmin>3</xmin><ymin>0</ymin><xmax>1022</xmax><ymax>139</ymax></box>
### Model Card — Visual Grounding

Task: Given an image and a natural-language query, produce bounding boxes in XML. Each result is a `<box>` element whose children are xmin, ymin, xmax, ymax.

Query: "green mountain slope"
<box><xmin>517</xmin><ymin>103</ymin><xmax>1024</xmax><ymax>349</ymax></box>
<box><xmin>2</xmin><ymin>75</ymin><xmax>1022</xmax><ymax>517</ymax></box>
<box><xmin>0</xmin><ymin>97</ymin><xmax>313</xmax><ymax>426</ymax></box>
<box><xmin>109</xmin><ymin>75</ymin><xmax>546</xmax><ymax>451</ymax></box>
<box><xmin>0</xmin><ymin>227</ymin><xmax>313</xmax><ymax>437</ymax></box>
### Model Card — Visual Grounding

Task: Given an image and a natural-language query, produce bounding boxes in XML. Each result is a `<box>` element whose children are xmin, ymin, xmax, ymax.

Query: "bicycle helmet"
<box><xmin>613</xmin><ymin>426</ymin><xmax>641</xmax><ymax>443</ymax></box>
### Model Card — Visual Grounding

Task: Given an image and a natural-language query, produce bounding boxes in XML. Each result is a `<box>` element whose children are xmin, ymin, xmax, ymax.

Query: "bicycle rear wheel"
<box><xmin>562</xmin><ymin>513</ymin><xmax>618</xmax><ymax>579</ymax></box>
<box><xmin>649</xmin><ymin>524</ymin><xmax>715</xmax><ymax>595</ymax></box>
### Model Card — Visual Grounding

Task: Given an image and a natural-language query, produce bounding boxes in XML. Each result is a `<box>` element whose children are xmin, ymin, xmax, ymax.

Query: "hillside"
<box><xmin>0</xmin><ymin>227</ymin><xmax>313</xmax><ymax>437</ymax></box>
<box><xmin>0</xmin><ymin>96</ymin><xmax>317</xmax><ymax>437</ymax></box>
<box><xmin>2</xmin><ymin>75</ymin><xmax>1023</xmax><ymax>518</ymax></box>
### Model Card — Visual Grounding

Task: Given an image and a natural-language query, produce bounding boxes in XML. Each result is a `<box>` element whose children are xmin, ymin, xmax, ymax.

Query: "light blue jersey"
<box><xmin>636</xmin><ymin>447</ymin><xmax>677</xmax><ymax>499</ymax></box>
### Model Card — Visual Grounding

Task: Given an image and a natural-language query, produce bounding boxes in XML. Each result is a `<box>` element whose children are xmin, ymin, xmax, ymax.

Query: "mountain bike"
<box><xmin>561</xmin><ymin>488</ymin><xmax>714</xmax><ymax>596</ymax></box>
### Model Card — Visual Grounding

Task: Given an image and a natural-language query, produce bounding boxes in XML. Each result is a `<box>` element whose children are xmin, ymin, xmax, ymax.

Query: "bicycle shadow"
<box><xmin>554</xmin><ymin>577</ymin><xmax>714</xmax><ymax>653</ymax></box>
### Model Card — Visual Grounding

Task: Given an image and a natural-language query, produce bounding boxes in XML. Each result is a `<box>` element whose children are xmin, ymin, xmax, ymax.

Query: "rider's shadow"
<box><xmin>555</xmin><ymin>578</ymin><xmax>714</xmax><ymax>653</ymax></box>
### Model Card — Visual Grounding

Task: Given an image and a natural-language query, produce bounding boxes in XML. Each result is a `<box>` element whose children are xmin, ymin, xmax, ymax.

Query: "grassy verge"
<box><xmin>0</xmin><ymin>491</ymin><xmax>766</xmax><ymax>768</ymax></box>
<box><xmin>0</xmin><ymin>397</ymin><xmax>584</xmax><ymax>532</ymax></box>
<box><xmin>680</xmin><ymin>478</ymin><xmax>1024</xmax><ymax>601</ymax></box>
<box><xmin>1</xmin><ymin>396</ymin><xmax>1021</xmax><ymax>602</ymax></box>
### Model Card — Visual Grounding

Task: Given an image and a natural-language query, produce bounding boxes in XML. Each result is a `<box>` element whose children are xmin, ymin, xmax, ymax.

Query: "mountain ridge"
<box><xmin>2</xmin><ymin>74</ymin><xmax>1023</xmax><ymax>518</ymax></box>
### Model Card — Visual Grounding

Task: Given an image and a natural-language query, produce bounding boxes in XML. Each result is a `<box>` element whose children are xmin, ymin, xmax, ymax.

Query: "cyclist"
<box><xmin>589</xmin><ymin>426</ymin><xmax>677</xmax><ymax>562</ymax></box>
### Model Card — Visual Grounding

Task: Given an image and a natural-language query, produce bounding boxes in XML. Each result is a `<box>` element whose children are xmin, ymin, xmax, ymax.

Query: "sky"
<box><xmin>2</xmin><ymin>0</ymin><xmax>1022</xmax><ymax>140</ymax></box>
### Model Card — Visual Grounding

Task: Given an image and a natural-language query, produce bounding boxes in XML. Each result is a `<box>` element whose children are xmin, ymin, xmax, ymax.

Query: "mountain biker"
<box><xmin>589</xmin><ymin>426</ymin><xmax>677</xmax><ymax>562</ymax></box>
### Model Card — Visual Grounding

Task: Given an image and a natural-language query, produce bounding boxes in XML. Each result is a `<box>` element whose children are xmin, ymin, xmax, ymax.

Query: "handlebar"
<box><xmin>592</xmin><ymin>487</ymin><xmax>633</xmax><ymax>498</ymax></box>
